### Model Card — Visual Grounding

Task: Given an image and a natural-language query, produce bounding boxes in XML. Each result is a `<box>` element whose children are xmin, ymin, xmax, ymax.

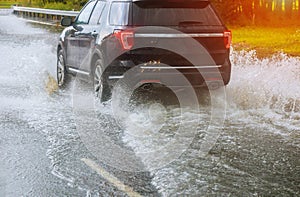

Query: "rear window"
<box><xmin>132</xmin><ymin>1</ymin><xmax>222</xmax><ymax>26</ymax></box>
<box><xmin>109</xmin><ymin>2</ymin><xmax>130</xmax><ymax>25</ymax></box>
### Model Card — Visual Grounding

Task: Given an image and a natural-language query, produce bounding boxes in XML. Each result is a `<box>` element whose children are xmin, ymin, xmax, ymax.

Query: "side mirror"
<box><xmin>61</xmin><ymin>17</ymin><xmax>73</xmax><ymax>27</ymax></box>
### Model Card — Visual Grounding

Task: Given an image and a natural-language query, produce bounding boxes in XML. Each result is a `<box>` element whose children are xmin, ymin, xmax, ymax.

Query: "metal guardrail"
<box><xmin>12</xmin><ymin>6</ymin><xmax>80</xmax><ymax>26</ymax></box>
<box><xmin>12</xmin><ymin>6</ymin><xmax>79</xmax><ymax>17</ymax></box>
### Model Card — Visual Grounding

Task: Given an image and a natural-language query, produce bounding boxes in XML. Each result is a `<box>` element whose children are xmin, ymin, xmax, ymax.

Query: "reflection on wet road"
<box><xmin>0</xmin><ymin>12</ymin><xmax>299</xmax><ymax>196</ymax></box>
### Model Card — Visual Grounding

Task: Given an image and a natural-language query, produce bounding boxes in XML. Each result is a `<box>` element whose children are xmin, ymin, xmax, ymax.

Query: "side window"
<box><xmin>109</xmin><ymin>2</ymin><xmax>130</xmax><ymax>25</ymax></box>
<box><xmin>89</xmin><ymin>1</ymin><xmax>106</xmax><ymax>25</ymax></box>
<box><xmin>76</xmin><ymin>0</ymin><xmax>97</xmax><ymax>24</ymax></box>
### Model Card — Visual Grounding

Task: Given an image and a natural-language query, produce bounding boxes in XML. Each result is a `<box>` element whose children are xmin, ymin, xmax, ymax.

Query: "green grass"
<box><xmin>0</xmin><ymin>1</ymin><xmax>22</xmax><ymax>8</ymax></box>
<box><xmin>0</xmin><ymin>0</ymin><xmax>77</xmax><ymax>10</ymax></box>
<box><xmin>0</xmin><ymin>0</ymin><xmax>40</xmax><ymax>8</ymax></box>
<box><xmin>231</xmin><ymin>26</ymin><xmax>300</xmax><ymax>58</ymax></box>
<box><xmin>43</xmin><ymin>2</ymin><xmax>76</xmax><ymax>11</ymax></box>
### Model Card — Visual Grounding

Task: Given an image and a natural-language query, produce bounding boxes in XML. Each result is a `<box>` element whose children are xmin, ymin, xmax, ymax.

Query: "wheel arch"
<box><xmin>57</xmin><ymin>44</ymin><xmax>62</xmax><ymax>55</ymax></box>
<box><xmin>91</xmin><ymin>53</ymin><xmax>101</xmax><ymax>72</ymax></box>
<box><xmin>57</xmin><ymin>41</ymin><xmax>64</xmax><ymax>55</ymax></box>
<box><xmin>90</xmin><ymin>48</ymin><xmax>106</xmax><ymax>77</ymax></box>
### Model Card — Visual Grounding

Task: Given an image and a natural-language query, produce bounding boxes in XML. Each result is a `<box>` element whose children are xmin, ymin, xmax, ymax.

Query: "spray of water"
<box><xmin>117</xmin><ymin>49</ymin><xmax>300</xmax><ymax>195</ymax></box>
<box><xmin>229</xmin><ymin>50</ymin><xmax>300</xmax><ymax>111</ymax></box>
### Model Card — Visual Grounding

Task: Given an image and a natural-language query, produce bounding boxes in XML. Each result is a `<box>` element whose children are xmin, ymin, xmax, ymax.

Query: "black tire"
<box><xmin>57</xmin><ymin>49</ymin><xmax>70</xmax><ymax>88</ymax></box>
<box><xmin>92</xmin><ymin>59</ymin><xmax>110</xmax><ymax>102</ymax></box>
<box><xmin>221</xmin><ymin>58</ymin><xmax>232</xmax><ymax>86</ymax></box>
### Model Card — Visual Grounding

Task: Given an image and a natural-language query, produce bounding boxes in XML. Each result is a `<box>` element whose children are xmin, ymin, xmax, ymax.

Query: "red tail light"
<box><xmin>113</xmin><ymin>30</ymin><xmax>134</xmax><ymax>50</ymax></box>
<box><xmin>224</xmin><ymin>30</ymin><xmax>232</xmax><ymax>49</ymax></box>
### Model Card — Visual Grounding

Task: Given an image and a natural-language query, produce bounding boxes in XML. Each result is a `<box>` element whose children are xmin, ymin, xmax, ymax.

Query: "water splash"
<box><xmin>228</xmin><ymin>50</ymin><xmax>300</xmax><ymax>113</ymax></box>
<box><xmin>118</xmin><ymin>50</ymin><xmax>300</xmax><ymax>196</ymax></box>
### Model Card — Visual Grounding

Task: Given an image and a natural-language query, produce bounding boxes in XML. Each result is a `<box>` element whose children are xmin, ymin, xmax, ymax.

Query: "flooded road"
<box><xmin>0</xmin><ymin>12</ymin><xmax>299</xmax><ymax>196</ymax></box>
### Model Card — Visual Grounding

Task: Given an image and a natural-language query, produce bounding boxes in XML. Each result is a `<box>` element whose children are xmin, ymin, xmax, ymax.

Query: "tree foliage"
<box><xmin>211</xmin><ymin>0</ymin><xmax>300</xmax><ymax>26</ymax></box>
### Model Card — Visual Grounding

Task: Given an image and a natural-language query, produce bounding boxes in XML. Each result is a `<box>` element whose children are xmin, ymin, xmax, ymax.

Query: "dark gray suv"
<box><xmin>57</xmin><ymin>0</ymin><xmax>232</xmax><ymax>101</ymax></box>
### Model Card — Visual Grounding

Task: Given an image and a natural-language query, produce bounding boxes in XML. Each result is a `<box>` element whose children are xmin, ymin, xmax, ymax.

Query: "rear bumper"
<box><xmin>106</xmin><ymin>61</ymin><xmax>231</xmax><ymax>88</ymax></box>
<box><xmin>119</xmin><ymin>49</ymin><xmax>228</xmax><ymax>67</ymax></box>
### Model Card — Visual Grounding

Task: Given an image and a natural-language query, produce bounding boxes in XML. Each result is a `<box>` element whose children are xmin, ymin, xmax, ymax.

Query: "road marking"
<box><xmin>81</xmin><ymin>158</ymin><xmax>143</xmax><ymax>197</ymax></box>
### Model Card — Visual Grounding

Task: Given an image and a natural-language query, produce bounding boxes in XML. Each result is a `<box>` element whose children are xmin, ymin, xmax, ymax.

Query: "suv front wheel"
<box><xmin>57</xmin><ymin>49</ymin><xmax>69</xmax><ymax>88</ymax></box>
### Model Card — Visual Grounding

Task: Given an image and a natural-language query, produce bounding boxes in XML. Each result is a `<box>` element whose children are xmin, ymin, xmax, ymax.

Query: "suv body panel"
<box><xmin>58</xmin><ymin>0</ymin><xmax>231</xmax><ymax>89</ymax></box>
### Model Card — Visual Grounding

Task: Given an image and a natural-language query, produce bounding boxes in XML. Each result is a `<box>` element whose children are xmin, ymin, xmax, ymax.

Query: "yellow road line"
<box><xmin>81</xmin><ymin>158</ymin><xmax>143</xmax><ymax>197</ymax></box>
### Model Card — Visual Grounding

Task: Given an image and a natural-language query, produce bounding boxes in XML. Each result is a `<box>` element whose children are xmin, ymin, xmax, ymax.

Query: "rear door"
<box><xmin>77</xmin><ymin>1</ymin><xmax>106</xmax><ymax>72</ymax></box>
<box><xmin>65</xmin><ymin>0</ymin><xmax>97</xmax><ymax>70</ymax></box>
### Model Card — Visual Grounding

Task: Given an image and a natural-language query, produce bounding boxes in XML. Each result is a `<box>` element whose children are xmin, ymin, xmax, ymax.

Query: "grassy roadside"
<box><xmin>0</xmin><ymin>0</ymin><xmax>79</xmax><ymax>10</ymax></box>
<box><xmin>0</xmin><ymin>1</ymin><xmax>38</xmax><ymax>8</ymax></box>
<box><xmin>231</xmin><ymin>26</ymin><xmax>300</xmax><ymax>58</ymax></box>
<box><xmin>0</xmin><ymin>2</ymin><xmax>20</xmax><ymax>8</ymax></box>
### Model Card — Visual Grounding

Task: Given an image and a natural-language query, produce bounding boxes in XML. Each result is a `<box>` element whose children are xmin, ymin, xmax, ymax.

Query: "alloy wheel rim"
<box><xmin>57</xmin><ymin>54</ymin><xmax>65</xmax><ymax>87</ymax></box>
<box><xmin>94</xmin><ymin>65</ymin><xmax>103</xmax><ymax>98</ymax></box>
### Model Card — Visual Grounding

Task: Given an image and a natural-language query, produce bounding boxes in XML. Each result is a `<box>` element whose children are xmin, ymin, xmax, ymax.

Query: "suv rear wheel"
<box><xmin>222</xmin><ymin>58</ymin><xmax>232</xmax><ymax>86</ymax></box>
<box><xmin>93</xmin><ymin>59</ymin><xmax>110</xmax><ymax>102</ymax></box>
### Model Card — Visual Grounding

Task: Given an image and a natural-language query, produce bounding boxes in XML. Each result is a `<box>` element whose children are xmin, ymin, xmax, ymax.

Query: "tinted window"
<box><xmin>76</xmin><ymin>0</ymin><xmax>97</xmax><ymax>24</ymax></box>
<box><xmin>132</xmin><ymin>2</ymin><xmax>222</xmax><ymax>26</ymax></box>
<box><xmin>109</xmin><ymin>2</ymin><xmax>130</xmax><ymax>25</ymax></box>
<box><xmin>89</xmin><ymin>1</ymin><xmax>106</xmax><ymax>25</ymax></box>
